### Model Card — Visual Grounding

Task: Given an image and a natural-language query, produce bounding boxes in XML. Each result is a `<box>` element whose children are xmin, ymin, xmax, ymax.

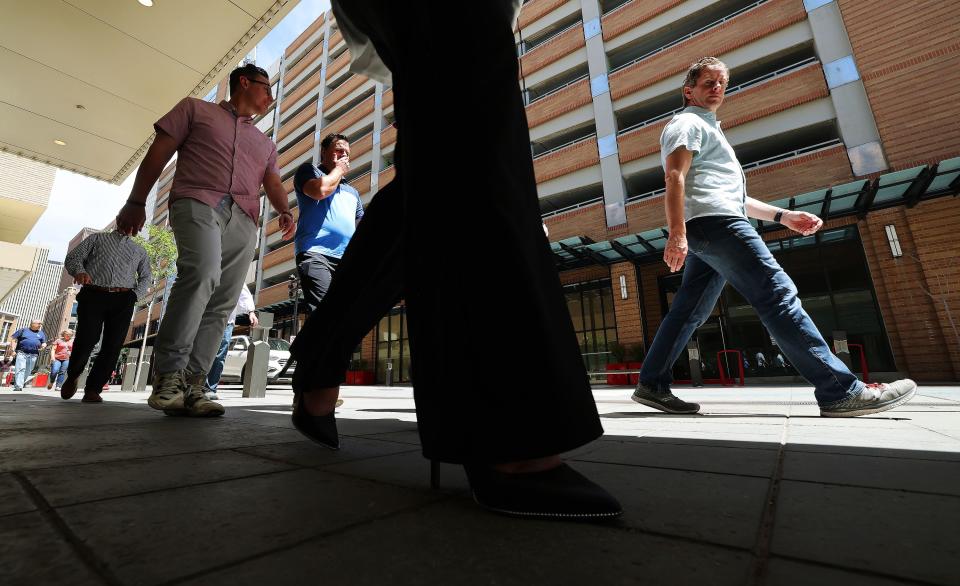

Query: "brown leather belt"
<box><xmin>84</xmin><ymin>285</ymin><xmax>132</xmax><ymax>293</ymax></box>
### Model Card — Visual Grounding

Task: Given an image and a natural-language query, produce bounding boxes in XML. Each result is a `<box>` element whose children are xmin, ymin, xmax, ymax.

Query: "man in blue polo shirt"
<box><xmin>10</xmin><ymin>320</ymin><xmax>47</xmax><ymax>392</ymax></box>
<box><xmin>293</xmin><ymin>133</ymin><xmax>364</xmax><ymax>313</ymax></box>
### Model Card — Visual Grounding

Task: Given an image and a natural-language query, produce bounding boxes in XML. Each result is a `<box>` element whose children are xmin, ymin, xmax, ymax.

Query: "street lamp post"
<box><xmin>287</xmin><ymin>274</ymin><xmax>301</xmax><ymax>337</ymax></box>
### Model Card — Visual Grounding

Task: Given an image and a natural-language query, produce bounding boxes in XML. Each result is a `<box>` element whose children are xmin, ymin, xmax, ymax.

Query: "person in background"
<box><xmin>10</xmin><ymin>320</ymin><xmax>46</xmax><ymax>392</ymax></box>
<box><xmin>116</xmin><ymin>63</ymin><xmax>295</xmax><ymax>418</ymax></box>
<box><xmin>204</xmin><ymin>284</ymin><xmax>258</xmax><ymax>400</ymax></box>
<box><xmin>60</xmin><ymin>227</ymin><xmax>151</xmax><ymax>403</ymax></box>
<box><xmin>48</xmin><ymin>329</ymin><xmax>74</xmax><ymax>391</ymax></box>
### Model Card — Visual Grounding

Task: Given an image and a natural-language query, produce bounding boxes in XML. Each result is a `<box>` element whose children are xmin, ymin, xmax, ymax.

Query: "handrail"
<box><xmin>529</xmin><ymin>73</ymin><xmax>590</xmax><ymax>104</ymax></box>
<box><xmin>541</xmin><ymin>196</ymin><xmax>604</xmax><ymax>219</ymax></box>
<box><xmin>519</xmin><ymin>19</ymin><xmax>583</xmax><ymax>56</ymax></box>
<box><xmin>625</xmin><ymin>187</ymin><xmax>666</xmax><ymax>204</ymax></box>
<box><xmin>603</xmin><ymin>0</ymin><xmax>635</xmax><ymax>18</ymax></box>
<box><xmin>617</xmin><ymin>58</ymin><xmax>820</xmax><ymax>136</ymax></box>
<box><xmin>741</xmin><ymin>139</ymin><xmax>843</xmax><ymax>171</ymax></box>
<box><xmin>532</xmin><ymin>133</ymin><xmax>597</xmax><ymax>160</ymax></box>
<box><xmin>609</xmin><ymin>0</ymin><xmax>770</xmax><ymax>74</ymax></box>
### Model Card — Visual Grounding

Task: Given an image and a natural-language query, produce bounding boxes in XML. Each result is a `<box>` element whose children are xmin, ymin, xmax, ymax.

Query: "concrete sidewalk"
<box><xmin>1</xmin><ymin>383</ymin><xmax>958</xmax><ymax>585</ymax></box>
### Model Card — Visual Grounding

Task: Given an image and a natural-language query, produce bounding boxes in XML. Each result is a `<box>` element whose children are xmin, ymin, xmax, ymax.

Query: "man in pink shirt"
<box><xmin>116</xmin><ymin>64</ymin><xmax>295</xmax><ymax>417</ymax></box>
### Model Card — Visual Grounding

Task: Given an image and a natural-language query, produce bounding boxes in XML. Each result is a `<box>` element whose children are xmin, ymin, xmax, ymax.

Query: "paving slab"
<box><xmin>570</xmin><ymin>438</ymin><xmax>779</xmax><ymax>477</ymax></box>
<box><xmin>176</xmin><ymin>500</ymin><xmax>754</xmax><ymax>586</ymax></box>
<box><xmin>771</xmin><ymin>481</ymin><xmax>960</xmax><ymax>585</ymax></box>
<box><xmin>323</xmin><ymin>450</ymin><xmax>471</xmax><ymax>493</ymax></box>
<box><xmin>56</xmin><ymin>468</ymin><xmax>441</xmax><ymax>586</ymax></box>
<box><xmin>781</xmin><ymin>450</ymin><xmax>960</xmax><ymax>496</ymax></box>
<box><xmin>0</xmin><ymin>473</ymin><xmax>36</xmax><ymax>517</ymax></box>
<box><xmin>0</xmin><ymin>511</ymin><xmax>102</xmax><ymax>586</ymax></box>
<box><xmin>24</xmin><ymin>449</ymin><xmax>295</xmax><ymax>507</ymax></box>
<box><xmin>0</xmin><ymin>394</ymin><xmax>154</xmax><ymax>430</ymax></box>
<box><xmin>764</xmin><ymin>558</ymin><xmax>920</xmax><ymax>585</ymax></box>
<box><xmin>1</xmin><ymin>384</ymin><xmax>958</xmax><ymax>585</ymax></box>
<box><xmin>236</xmin><ymin>436</ymin><xmax>420</xmax><ymax>468</ymax></box>
<box><xmin>0</xmin><ymin>418</ymin><xmax>305</xmax><ymax>472</ymax></box>
<box><xmin>574</xmin><ymin>461</ymin><xmax>769</xmax><ymax>548</ymax></box>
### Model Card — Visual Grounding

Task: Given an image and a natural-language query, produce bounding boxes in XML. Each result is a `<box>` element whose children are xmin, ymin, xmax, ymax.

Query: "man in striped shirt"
<box><xmin>60</xmin><ymin>229</ymin><xmax>151</xmax><ymax>402</ymax></box>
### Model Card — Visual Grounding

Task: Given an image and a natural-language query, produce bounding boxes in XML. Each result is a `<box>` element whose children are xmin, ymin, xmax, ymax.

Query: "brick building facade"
<box><xmin>132</xmin><ymin>0</ymin><xmax>960</xmax><ymax>383</ymax></box>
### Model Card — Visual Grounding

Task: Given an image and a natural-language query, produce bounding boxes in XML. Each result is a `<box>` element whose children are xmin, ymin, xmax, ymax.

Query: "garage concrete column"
<box><xmin>805</xmin><ymin>0</ymin><xmax>887</xmax><ymax>176</ymax></box>
<box><xmin>582</xmin><ymin>0</ymin><xmax>628</xmax><ymax>228</ymax></box>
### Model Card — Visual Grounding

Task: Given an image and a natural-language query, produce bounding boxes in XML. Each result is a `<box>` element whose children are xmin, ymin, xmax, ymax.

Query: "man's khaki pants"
<box><xmin>153</xmin><ymin>196</ymin><xmax>257</xmax><ymax>376</ymax></box>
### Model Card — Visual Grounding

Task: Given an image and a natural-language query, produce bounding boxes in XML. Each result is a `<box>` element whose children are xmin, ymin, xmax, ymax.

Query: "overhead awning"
<box><xmin>550</xmin><ymin>157</ymin><xmax>960</xmax><ymax>270</ymax></box>
<box><xmin>0</xmin><ymin>0</ymin><xmax>298</xmax><ymax>183</ymax></box>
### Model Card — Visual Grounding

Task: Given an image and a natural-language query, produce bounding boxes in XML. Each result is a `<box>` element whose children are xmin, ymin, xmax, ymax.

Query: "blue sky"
<box><xmin>26</xmin><ymin>0</ymin><xmax>331</xmax><ymax>261</ymax></box>
<box><xmin>255</xmin><ymin>0</ymin><xmax>330</xmax><ymax>68</ymax></box>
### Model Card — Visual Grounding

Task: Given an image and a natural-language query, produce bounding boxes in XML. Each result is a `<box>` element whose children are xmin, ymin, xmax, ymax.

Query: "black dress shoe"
<box><xmin>291</xmin><ymin>392</ymin><xmax>339</xmax><ymax>450</ymax></box>
<box><xmin>463</xmin><ymin>463</ymin><xmax>622</xmax><ymax>520</ymax></box>
<box><xmin>60</xmin><ymin>376</ymin><xmax>78</xmax><ymax>400</ymax></box>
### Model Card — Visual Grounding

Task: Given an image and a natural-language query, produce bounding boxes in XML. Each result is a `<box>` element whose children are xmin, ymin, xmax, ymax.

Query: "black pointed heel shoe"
<box><xmin>292</xmin><ymin>392</ymin><xmax>340</xmax><ymax>450</ymax></box>
<box><xmin>463</xmin><ymin>463</ymin><xmax>622</xmax><ymax>520</ymax></box>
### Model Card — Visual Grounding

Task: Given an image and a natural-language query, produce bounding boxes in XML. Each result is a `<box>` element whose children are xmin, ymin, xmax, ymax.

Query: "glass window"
<box><xmin>562</xmin><ymin>280</ymin><xmax>617</xmax><ymax>371</ymax></box>
<box><xmin>375</xmin><ymin>306</ymin><xmax>410</xmax><ymax>383</ymax></box>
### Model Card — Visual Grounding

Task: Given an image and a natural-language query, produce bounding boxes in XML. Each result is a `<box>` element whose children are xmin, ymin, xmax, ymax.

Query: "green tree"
<box><xmin>134</xmin><ymin>224</ymin><xmax>177</xmax><ymax>300</ymax></box>
<box><xmin>131</xmin><ymin>225</ymin><xmax>177</xmax><ymax>388</ymax></box>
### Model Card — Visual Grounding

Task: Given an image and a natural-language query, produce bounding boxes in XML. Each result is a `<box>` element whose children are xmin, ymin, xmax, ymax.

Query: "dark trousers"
<box><xmin>68</xmin><ymin>288</ymin><xmax>137</xmax><ymax>391</ymax></box>
<box><xmin>290</xmin><ymin>0</ymin><xmax>603</xmax><ymax>464</ymax></box>
<box><xmin>296</xmin><ymin>252</ymin><xmax>340</xmax><ymax>314</ymax></box>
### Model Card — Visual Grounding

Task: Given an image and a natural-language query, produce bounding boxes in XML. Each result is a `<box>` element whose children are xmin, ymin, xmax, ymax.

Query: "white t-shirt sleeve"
<box><xmin>661</xmin><ymin>116</ymin><xmax>703</xmax><ymax>157</ymax></box>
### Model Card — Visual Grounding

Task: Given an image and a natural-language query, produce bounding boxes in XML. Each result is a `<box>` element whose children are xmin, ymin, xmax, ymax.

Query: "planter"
<box><xmin>605</xmin><ymin>363</ymin><xmax>629</xmax><ymax>385</ymax></box>
<box><xmin>344</xmin><ymin>370</ymin><xmax>376</xmax><ymax>385</ymax></box>
<box><xmin>626</xmin><ymin>361</ymin><xmax>643</xmax><ymax>385</ymax></box>
<box><xmin>33</xmin><ymin>373</ymin><xmax>49</xmax><ymax>388</ymax></box>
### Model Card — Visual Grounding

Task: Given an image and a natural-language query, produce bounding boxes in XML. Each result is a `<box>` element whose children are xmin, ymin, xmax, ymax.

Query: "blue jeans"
<box><xmin>639</xmin><ymin>216</ymin><xmax>863</xmax><ymax>406</ymax></box>
<box><xmin>14</xmin><ymin>352</ymin><xmax>38</xmax><ymax>390</ymax></box>
<box><xmin>51</xmin><ymin>359</ymin><xmax>70</xmax><ymax>387</ymax></box>
<box><xmin>205</xmin><ymin>321</ymin><xmax>235</xmax><ymax>392</ymax></box>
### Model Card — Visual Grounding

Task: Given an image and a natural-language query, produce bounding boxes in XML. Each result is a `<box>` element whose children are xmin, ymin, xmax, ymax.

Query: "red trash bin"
<box><xmin>33</xmin><ymin>373</ymin><xmax>49</xmax><ymax>388</ymax></box>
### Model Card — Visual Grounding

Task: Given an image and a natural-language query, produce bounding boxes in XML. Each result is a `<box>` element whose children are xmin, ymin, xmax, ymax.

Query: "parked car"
<box><xmin>219</xmin><ymin>336</ymin><xmax>295</xmax><ymax>383</ymax></box>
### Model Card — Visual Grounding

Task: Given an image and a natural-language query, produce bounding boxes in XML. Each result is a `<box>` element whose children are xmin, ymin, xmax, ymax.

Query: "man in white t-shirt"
<box><xmin>631</xmin><ymin>57</ymin><xmax>916</xmax><ymax>418</ymax></box>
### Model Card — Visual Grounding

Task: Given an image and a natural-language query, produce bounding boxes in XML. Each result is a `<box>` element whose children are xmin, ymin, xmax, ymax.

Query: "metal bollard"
<box><xmin>386</xmin><ymin>361</ymin><xmax>393</xmax><ymax>387</ymax></box>
<box><xmin>833</xmin><ymin>330</ymin><xmax>853</xmax><ymax>370</ymax></box>
<box><xmin>687</xmin><ymin>340</ymin><xmax>704</xmax><ymax>387</ymax></box>
<box><xmin>134</xmin><ymin>347</ymin><xmax>153</xmax><ymax>392</ymax></box>
<box><xmin>242</xmin><ymin>340</ymin><xmax>269</xmax><ymax>398</ymax></box>
<box><xmin>121</xmin><ymin>349</ymin><xmax>139</xmax><ymax>391</ymax></box>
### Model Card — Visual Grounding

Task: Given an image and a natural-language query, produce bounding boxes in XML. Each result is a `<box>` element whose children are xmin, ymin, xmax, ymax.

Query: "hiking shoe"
<box><xmin>148</xmin><ymin>371</ymin><xmax>186</xmax><ymax>411</ymax></box>
<box><xmin>632</xmin><ymin>382</ymin><xmax>700</xmax><ymax>414</ymax></box>
<box><xmin>177</xmin><ymin>371</ymin><xmax>224</xmax><ymax>417</ymax></box>
<box><xmin>820</xmin><ymin>379</ymin><xmax>917</xmax><ymax>417</ymax></box>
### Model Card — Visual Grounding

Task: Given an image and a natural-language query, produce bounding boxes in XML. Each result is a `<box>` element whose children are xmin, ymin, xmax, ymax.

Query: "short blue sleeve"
<box><xmin>293</xmin><ymin>163</ymin><xmax>321</xmax><ymax>195</ymax></box>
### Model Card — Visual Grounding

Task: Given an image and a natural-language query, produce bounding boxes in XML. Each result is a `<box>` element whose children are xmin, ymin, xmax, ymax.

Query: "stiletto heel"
<box><xmin>291</xmin><ymin>392</ymin><xmax>340</xmax><ymax>450</ymax></box>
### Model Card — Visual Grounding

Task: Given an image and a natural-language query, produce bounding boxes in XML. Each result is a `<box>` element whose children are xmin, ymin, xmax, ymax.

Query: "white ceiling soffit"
<box><xmin>0</xmin><ymin>0</ymin><xmax>298</xmax><ymax>184</ymax></box>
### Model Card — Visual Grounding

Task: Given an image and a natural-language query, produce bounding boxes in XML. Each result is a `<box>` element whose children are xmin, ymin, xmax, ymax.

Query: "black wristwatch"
<box><xmin>773</xmin><ymin>211</ymin><xmax>784</xmax><ymax>223</ymax></box>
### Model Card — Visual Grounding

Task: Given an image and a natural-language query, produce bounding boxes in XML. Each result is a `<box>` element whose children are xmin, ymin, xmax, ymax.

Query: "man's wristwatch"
<box><xmin>773</xmin><ymin>211</ymin><xmax>784</xmax><ymax>223</ymax></box>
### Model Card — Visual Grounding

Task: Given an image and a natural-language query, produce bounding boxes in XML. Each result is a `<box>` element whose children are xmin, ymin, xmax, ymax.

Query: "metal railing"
<box><xmin>529</xmin><ymin>73</ymin><xmax>590</xmax><ymax>104</ymax></box>
<box><xmin>518</xmin><ymin>19</ymin><xmax>583</xmax><ymax>56</ymax></box>
<box><xmin>616</xmin><ymin>57</ymin><xmax>820</xmax><ymax>136</ymax></box>
<box><xmin>741</xmin><ymin>139</ymin><xmax>843</xmax><ymax>171</ymax></box>
<box><xmin>532</xmin><ymin>132</ymin><xmax>597</xmax><ymax>160</ymax></box>
<box><xmin>625</xmin><ymin>187</ymin><xmax>666</xmax><ymax>204</ymax></box>
<box><xmin>609</xmin><ymin>0</ymin><xmax>770</xmax><ymax>74</ymax></box>
<box><xmin>602</xmin><ymin>0</ymin><xmax>635</xmax><ymax>17</ymax></box>
<box><xmin>541</xmin><ymin>196</ymin><xmax>605</xmax><ymax>219</ymax></box>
